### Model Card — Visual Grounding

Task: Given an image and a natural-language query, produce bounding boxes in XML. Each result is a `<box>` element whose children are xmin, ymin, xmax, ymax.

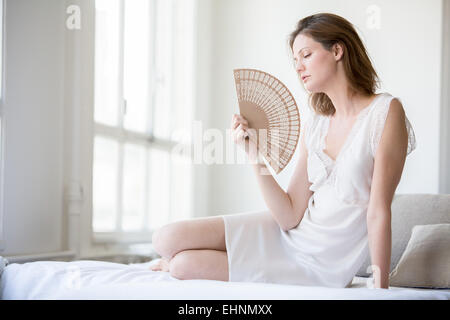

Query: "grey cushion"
<box><xmin>389</xmin><ymin>223</ymin><xmax>450</xmax><ymax>288</ymax></box>
<box><xmin>356</xmin><ymin>193</ymin><xmax>450</xmax><ymax>277</ymax></box>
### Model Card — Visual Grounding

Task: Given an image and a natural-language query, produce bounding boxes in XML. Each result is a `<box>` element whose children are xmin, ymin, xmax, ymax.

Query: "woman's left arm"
<box><xmin>367</xmin><ymin>98</ymin><xmax>409</xmax><ymax>289</ymax></box>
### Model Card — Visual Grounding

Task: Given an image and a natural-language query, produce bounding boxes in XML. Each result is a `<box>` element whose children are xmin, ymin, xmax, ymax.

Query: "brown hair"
<box><xmin>288</xmin><ymin>13</ymin><xmax>380</xmax><ymax>116</ymax></box>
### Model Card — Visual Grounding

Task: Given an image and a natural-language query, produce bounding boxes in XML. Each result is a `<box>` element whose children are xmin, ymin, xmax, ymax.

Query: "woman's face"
<box><xmin>292</xmin><ymin>33</ymin><xmax>342</xmax><ymax>93</ymax></box>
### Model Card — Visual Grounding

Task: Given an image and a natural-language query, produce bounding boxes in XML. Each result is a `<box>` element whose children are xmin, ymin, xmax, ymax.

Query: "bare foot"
<box><xmin>149</xmin><ymin>257</ymin><xmax>170</xmax><ymax>272</ymax></box>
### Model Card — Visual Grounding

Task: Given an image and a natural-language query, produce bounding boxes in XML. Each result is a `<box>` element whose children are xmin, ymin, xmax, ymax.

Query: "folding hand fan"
<box><xmin>233</xmin><ymin>68</ymin><xmax>301</xmax><ymax>174</ymax></box>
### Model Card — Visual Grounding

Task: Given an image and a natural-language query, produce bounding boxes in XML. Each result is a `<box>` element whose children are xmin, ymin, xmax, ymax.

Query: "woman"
<box><xmin>150</xmin><ymin>13</ymin><xmax>416</xmax><ymax>289</ymax></box>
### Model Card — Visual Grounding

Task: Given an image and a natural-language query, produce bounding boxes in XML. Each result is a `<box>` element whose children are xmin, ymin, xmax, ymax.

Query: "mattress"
<box><xmin>1</xmin><ymin>259</ymin><xmax>449</xmax><ymax>300</ymax></box>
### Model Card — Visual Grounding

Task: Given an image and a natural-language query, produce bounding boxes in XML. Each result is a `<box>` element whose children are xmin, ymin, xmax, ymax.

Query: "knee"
<box><xmin>151</xmin><ymin>228</ymin><xmax>162</xmax><ymax>252</ymax></box>
<box><xmin>169</xmin><ymin>251</ymin><xmax>193</xmax><ymax>280</ymax></box>
<box><xmin>151</xmin><ymin>224</ymin><xmax>178</xmax><ymax>258</ymax></box>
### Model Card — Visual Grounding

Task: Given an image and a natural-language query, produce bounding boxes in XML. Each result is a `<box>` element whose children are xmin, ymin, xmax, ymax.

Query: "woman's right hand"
<box><xmin>231</xmin><ymin>113</ymin><xmax>249</xmax><ymax>151</ymax></box>
<box><xmin>231</xmin><ymin>113</ymin><xmax>260</xmax><ymax>161</ymax></box>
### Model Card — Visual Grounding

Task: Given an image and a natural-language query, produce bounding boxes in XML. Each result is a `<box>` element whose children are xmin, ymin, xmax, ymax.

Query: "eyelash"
<box><xmin>294</xmin><ymin>54</ymin><xmax>311</xmax><ymax>63</ymax></box>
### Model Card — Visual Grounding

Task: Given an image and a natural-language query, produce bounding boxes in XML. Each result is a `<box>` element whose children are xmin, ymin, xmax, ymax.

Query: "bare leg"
<box><xmin>168</xmin><ymin>249</ymin><xmax>229</xmax><ymax>281</ymax></box>
<box><xmin>150</xmin><ymin>216</ymin><xmax>229</xmax><ymax>280</ymax></box>
<box><xmin>152</xmin><ymin>216</ymin><xmax>227</xmax><ymax>259</ymax></box>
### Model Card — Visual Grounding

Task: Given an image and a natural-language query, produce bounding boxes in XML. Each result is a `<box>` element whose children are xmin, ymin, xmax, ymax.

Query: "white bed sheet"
<box><xmin>1</xmin><ymin>260</ymin><xmax>449</xmax><ymax>300</ymax></box>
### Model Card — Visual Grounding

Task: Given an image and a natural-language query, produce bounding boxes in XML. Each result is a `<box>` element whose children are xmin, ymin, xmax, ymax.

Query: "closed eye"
<box><xmin>293</xmin><ymin>54</ymin><xmax>311</xmax><ymax>64</ymax></box>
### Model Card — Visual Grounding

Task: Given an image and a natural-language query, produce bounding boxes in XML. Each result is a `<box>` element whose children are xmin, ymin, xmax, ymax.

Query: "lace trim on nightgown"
<box><xmin>316</xmin><ymin>104</ymin><xmax>374</xmax><ymax>187</ymax></box>
<box><xmin>371</xmin><ymin>97</ymin><xmax>417</xmax><ymax>157</ymax></box>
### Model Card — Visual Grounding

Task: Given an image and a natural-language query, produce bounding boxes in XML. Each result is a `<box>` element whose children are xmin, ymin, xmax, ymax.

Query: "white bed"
<box><xmin>1</xmin><ymin>259</ymin><xmax>449</xmax><ymax>300</ymax></box>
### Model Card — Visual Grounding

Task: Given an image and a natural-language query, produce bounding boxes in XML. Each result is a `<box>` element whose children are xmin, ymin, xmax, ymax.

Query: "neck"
<box><xmin>322</xmin><ymin>70</ymin><xmax>372</xmax><ymax>119</ymax></box>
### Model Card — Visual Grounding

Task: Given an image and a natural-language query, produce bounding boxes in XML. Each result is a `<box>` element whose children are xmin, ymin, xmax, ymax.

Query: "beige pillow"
<box><xmin>389</xmin><ymin>224</ymin><xmax>450</xmax><ymax>289</ymax></box>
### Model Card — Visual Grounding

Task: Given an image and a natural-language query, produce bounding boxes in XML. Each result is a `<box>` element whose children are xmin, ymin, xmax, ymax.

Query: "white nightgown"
<box><xmin>221</xmin><ymin>92</ymin><xmax>417</xmax><ymax>288</ymax></box>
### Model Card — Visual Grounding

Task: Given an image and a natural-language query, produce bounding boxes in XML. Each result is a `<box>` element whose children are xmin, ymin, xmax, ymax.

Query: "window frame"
<box><xmin>91</xmin><ymin>0</ymin><xmax>194</xmax><ymax>244</ymax></box>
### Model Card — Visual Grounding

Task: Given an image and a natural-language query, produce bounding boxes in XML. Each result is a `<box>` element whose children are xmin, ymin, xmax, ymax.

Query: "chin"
<box><xmin>305</xmin><ymin>84</ymin><xmax>319</xmax><ymax>93</ymax></box>
<box><xmin>305</xmin><ymin>80</ymin><xmax>326</xmax><ymax>94</ymax></box>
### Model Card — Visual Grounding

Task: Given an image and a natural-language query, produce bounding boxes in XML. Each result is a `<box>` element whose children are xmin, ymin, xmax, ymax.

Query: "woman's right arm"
<box><xmin>284</xmin><ymin>122</ymin><xmax>313</xmax><ymax>229</ymax></box>
<box><xmin>231</xmin><ymin>114</ymin><xmax>313</xmax><ymax>231</ymax></box>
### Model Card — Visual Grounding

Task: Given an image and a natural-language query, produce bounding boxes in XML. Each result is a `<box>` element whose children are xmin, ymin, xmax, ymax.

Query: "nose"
<box><xmin>295</xmin><ymin>59</ymin><xmax>305</xmax><ymax>73</ymax></box>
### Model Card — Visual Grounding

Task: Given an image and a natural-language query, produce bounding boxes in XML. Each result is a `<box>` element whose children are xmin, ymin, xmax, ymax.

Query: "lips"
<box><xmin>302</xmin><ymin>75</ymin><xmax>310</xmax><ymax>82</ymax></box>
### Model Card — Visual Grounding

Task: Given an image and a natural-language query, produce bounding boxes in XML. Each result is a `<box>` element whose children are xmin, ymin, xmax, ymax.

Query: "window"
<box><xmin>93</xmin><ymin>0</ymin><xmax>196</xmax><ymax>243</ymax></box>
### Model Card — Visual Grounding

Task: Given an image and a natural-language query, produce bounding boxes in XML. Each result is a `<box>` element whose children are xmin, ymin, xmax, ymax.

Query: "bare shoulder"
<box><xmin>387</xmin><ymin>97</ymin><xmax>406</xmax><ymax>122</ymax></box>
<box><xmin>375</xmin><ymin>96</ymin><xmax>408</xmax><ymax>159</ymax></box>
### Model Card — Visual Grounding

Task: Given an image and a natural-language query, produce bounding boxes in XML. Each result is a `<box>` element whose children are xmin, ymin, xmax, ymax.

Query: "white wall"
<box><xmin>0</xmin><ymin>0</ymin><xmax>65</xmax><ymax>255</ymax></box>
<box><xmin>207</xmin><ymin>0</ymin><xmax>443</xmax><ymax>216</ymax></box>
<box><xmin>440</xmin><ymin>0</ymin><xmax>450</xmax><ymax>194</ymax></box>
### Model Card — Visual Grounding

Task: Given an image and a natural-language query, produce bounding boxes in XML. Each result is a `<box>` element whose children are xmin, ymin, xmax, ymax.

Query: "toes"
<box><xmin>149</xmin><ymin>265</ymin><xmax>161</xmax><ymax>271</ymax></box>
<box><xmin>149</xmin><ymin>258</ymin><xmax>170</xmax><ymax>272</ymax></box>
<box><xmin>149</xmin><ymin>259</ymin><xmax>162</xmax><ymax>271</ymax></box>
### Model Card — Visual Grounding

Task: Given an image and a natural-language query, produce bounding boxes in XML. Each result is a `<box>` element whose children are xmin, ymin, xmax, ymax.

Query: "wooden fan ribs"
<box><xmin>234</xmin><ymin>68</ymin><xmax>301</xmax><ymax>173</ymax></box>
<box><xmin>259</xmin><ymin>77</ymin><xmax>276</xmax><ymax>106</ymax></box>
<box><xmin>258</xmin><ymin>75</ymin><xmax>272</xmax><ymax>105</ymax></box>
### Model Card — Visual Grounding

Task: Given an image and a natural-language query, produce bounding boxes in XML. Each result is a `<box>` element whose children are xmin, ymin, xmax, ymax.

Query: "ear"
<box><xmin>332</xmin><ymin>42</ymin><xmax>344</xmax><ymax>61</ymax></box>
